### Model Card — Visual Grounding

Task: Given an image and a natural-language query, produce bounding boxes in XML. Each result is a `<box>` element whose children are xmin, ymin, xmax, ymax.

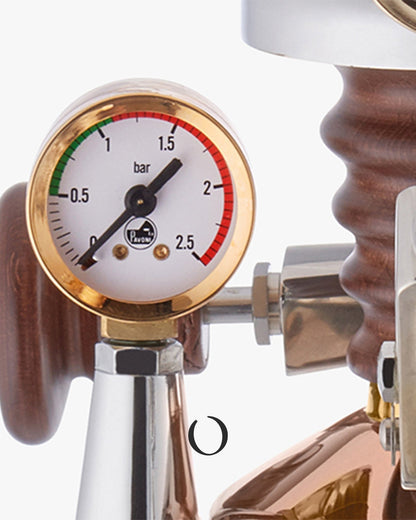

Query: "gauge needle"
<box><xmin>77</xmin><ymin>158</ymin><xmax>183</xmax><ymax>270</ymax></box>
<box><xmin>77</xmin><ymin>209</ymin><xmax>132</xmax><ymax>270</ymax></box>
<box><xmin>147</xmin><ymin>157</ymin><xmax>183</xmax><ymax>194</ymax></box>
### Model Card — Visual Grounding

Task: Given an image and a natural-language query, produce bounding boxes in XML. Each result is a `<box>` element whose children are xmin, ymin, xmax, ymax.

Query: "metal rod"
<box><xmin>77</xmin><ymin>340</ymin><xmax>198</xmax><ymax>520</ymax></box>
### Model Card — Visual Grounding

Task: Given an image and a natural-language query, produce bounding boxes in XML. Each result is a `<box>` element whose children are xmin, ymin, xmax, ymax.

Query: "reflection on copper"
<box><xmin>384</xmin><ymin>462</ymin><xmax>416</xmax><ymax>519</ymax></box>
<box><xmin>165</xmin><ymin>375</ymin><xmax>199</xmax><ymax>519</ymax></box>
<box><xmin>278</xmin><ymin>467</ymin><xmax>370</xmax><ymax>519</ymax></box>
<box><xmin>211</xmin><ymin>409</ymin><xmax>399</xmax><ymax>519</ymax></box>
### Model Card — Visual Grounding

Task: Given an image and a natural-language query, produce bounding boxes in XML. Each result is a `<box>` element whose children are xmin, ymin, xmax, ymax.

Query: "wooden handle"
<box><xmin>322</xmin><ymin>67</ymin><xmax>416</xmax><ymax>382</ymax></box>
<box><xmin>0</xmin><ymin>183</ymin><xmax>206</xmax><ymax>444</ymax></box>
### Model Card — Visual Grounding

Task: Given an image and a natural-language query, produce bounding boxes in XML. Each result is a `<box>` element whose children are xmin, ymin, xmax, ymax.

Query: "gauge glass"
<box><xmin>48</xmin><ymin>112</ymin><xmax>235</xmax><ymax>302</ymax></box>
<box><xmin>28</xmin><ymin>80</ymin><xmax>254</xmax><ymax>321</ymax></box>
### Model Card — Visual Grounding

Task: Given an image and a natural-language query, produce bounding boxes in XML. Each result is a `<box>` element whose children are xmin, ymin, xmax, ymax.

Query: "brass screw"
<box><xmin>113</xmin><ymin>244</ymin><xmax>129</xmax><ymax>260</ymax></box>
<box><xmin>154</xmin><ymin>244</ymin><xmax>170</xmax><ymax>260</ymax></box>
<box><xmin>137</xmin><ymin>199</ymin><xmax>144</xmax><ymax>205</ymax></box>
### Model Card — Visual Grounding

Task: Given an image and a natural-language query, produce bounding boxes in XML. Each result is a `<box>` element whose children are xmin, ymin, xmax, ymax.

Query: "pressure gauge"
<box><xmin>27</xmin><ymin>79</ymin><xmax>254</xmax><ymax>322</ymax></box>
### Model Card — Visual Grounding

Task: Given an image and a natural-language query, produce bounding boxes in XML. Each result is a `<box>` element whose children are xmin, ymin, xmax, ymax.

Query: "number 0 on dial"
<box><xmin>27</xmin><ymin>80</ymin><xmax>254</xmax><ymax>322</ymax></box>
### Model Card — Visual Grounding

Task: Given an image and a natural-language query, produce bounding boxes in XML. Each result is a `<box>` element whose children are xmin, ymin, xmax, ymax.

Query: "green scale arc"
<box><xmin>49</xmin><ymin>118</ymin><xmax>113</xmax><ymax>195</ymax></box>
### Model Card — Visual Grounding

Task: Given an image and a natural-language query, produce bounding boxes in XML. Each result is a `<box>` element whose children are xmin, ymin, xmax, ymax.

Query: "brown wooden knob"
<box><xmin>0</xmin><ymin>183</ymin><xmax>96</xmax><ymax>443</ymax></box>
<box><xmin>321</xmin><ymin>67</ymin><xmax>416</xmax><ymax>382</ymax></box>
<box><xmin>0</xmin><ymin>183</ymin><xmax>206</xmax><ymax>444</ymax></box>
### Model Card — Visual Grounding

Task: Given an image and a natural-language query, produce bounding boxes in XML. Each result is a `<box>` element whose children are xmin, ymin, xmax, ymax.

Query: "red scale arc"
<box><xmin>110</xmin><ymin>111</ymin><xmax>234</xmax><ymax>267</ymax></box>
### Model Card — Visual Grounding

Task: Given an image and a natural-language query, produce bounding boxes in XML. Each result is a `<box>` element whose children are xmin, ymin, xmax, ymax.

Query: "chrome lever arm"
<box><xmin>395</xmin><ymin>186</ymin><xmax>416</xmax><ymax>489</ymax></box>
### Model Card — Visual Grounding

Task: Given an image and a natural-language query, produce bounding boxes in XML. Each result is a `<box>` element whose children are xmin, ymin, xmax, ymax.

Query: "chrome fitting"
<box><xmin>204</xmin><ymin>243</ymin><xmax>363</xmax><ymax>374</ymax></box>
<box><xmin>203</xmin><ymin>263</ymin><xmax>281</xmax><ymax>345</ymax></box>
<box><xmin>242</xmin><ymin>0</ymin><xmax>416</xmax><ymax>69</ymax></box>
<box><xmin>281</xmin><ymin>244</ymin><xmax>363</xmax><ymax>374</ymax></box>
<box><xmin>95</xmin><ymin>339</ymin><xmax>183</xmax><ymax>376</ymax></box>
<box><xmin>252</xmin><ymin>263</ymin><xmax>281</xmax><ymax>345</ymax></box>
<box><xmin>77</xmin><ymin>339</ymin><xmax>198</xmax><ymax>519</ymax></box>
<box><xmin>380</xmin><ymin>417</ymin><xmax>400</xmax><ymax>452</ymax></box>
<box><xmin>377</xmin><ymin>341</ymin><xmax>398</xmax><ymax>404</ymax></box>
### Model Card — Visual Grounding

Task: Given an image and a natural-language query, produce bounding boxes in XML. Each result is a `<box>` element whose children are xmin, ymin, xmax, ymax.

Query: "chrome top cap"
<box><xmin>242</xmin><ymin>0</ymin><xmax>416</xmax><ymax>69</ymax></box>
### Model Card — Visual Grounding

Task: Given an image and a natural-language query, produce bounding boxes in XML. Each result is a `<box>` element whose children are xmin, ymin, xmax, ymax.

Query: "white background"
<box><xmin>0</xmin><ymin>1</ymin><xmax>369</xmax><ymax>518</ymax></box>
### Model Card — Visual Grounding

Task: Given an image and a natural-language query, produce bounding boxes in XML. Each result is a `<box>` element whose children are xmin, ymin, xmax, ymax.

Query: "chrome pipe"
<box><xmin>202</xmin><ymin>287</ymin><xmax>253</xmax><ymax>324</ymax></box>
<box><xmin>77</xmin><ymin>340</ymin><xmax>198</xmax><ymax>520</ymax></box>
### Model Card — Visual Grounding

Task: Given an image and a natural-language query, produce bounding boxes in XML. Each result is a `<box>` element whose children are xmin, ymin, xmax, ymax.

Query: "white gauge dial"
<box><xmin>28</xmin><ymin>80</ymin><xmax>254</xmax><ymax>321</ymax></box>
<box><xmin>48</xmin><ymin>112</ymin><xmax>235</xmax><ymax>302</ymax></box>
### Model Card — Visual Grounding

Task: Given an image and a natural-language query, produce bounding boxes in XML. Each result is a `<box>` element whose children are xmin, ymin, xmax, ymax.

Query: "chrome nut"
<box><xmin>252</xmin><ymin>263</ymin><xmax>281</xmax><ymax>345</ymax></box>
<box><xmin>377</xmin><ymin>341</ymin><xmax>398</xmax><ymax>404</ymax></box>
<box><xmin>95</xmin><ymin>339</ymin><xmax>183</xmax><ymax>376</ymax></box>
<box><xmin>380</xmin><ymin>417</ymin><xmax>400</xmax><ymax>452</ymax></box>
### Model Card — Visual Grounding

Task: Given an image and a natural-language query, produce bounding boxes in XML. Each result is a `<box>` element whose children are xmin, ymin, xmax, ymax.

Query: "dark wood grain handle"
<box><xmin>322</xmin><ymin>67</ymin><xmax>416</xmax><ymax>382</ymax></box>
<box><xmin>0</xmin><ymin>183</ymin><xmax>206</xmax><ymax>444</ymax></box>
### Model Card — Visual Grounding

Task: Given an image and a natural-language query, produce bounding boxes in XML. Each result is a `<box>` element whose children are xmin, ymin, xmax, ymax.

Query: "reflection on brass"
<box><xmin>367</xmin><ymin>382</ymin><xmax>392</xmax><ymax>422</ymax></box>
<box><xmin>112</xmin><ymin>244</ymin><xmax>128</xmax><ymax>260</ymax></box>
<box><xmin>366</xmin><ymin>383</ymin><xmax>400</xmax><ymax>423</ymax></box>
<box><xmin>281</xmin><ymin>245</ymin><xmax>363</xmax><ymax>374</ymax></box>
<box><xmin>154</xmin><ymin>243</ymin><xmax>170</xmax><ymax>261</ymax></box>
<box><xmin>76</xmin><ymin>283</ymin><xmax>107</xmax><ymax>309</ymax></box>
<box><xmin>211</xmin><ymin>409</ymin><xmax>396</xmax><ymax>519</ymax></box>
<box><xmin>101</xmin><ymin>316</ymin><xmax>178</xmax><ymax>341</ymax></box>
<box><xmin>374</xmin><ymin>0</ymin><xmax>416</xmax><ymax>32</ymax></box>
<box><xmin>99</xmin><ymin>103</ymin><xmax>114</xmax><ymax>113</ymax></box>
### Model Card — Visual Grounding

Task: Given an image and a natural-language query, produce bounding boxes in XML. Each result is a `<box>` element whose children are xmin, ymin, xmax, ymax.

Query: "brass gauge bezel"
<box><xmin>373</xmin><ymin>0</ymin><xmax>416</xmax><ymax>32</ymax></box>
<box><xmin>27</xmin><ymin>85</ymin><xmax>254</xmax><ymax>322</ymax></box>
